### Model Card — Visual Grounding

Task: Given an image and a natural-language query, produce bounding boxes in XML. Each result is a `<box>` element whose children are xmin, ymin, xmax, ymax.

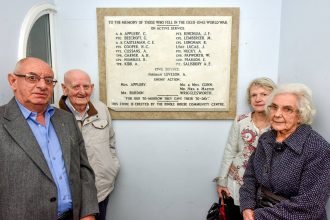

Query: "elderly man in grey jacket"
<box><xmin>59</xmin><ymin>69</ymin><xmax>120</xmax><ymax>220</ymax></box>
<box><xmin>0</xmin><ymin>57</ymin><xmax>98</xmax><ymax>220</ymax></box>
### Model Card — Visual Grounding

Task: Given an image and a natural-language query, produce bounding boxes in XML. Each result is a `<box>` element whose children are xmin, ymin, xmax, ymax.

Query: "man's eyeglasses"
<box><xmin>14</xmin><ymin>73</ymin><xmax>57</xmax><ymax>86</ymax></box>
<box><xmin>267</xmin><ymin>104</ymin><xmax>298</xmax><ymax>115</ymax></box>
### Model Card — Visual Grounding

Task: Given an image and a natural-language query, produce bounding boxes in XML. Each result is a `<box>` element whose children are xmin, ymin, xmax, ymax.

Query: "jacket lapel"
<box><xmin>51</xmin><ymin>109</ymin><xmax>71</xmax><ymax>174</ymax></box>
<box><xmin>3</xmin><ymin>98</ymin><xmax>54</xmax><ymax>181</ymax></box>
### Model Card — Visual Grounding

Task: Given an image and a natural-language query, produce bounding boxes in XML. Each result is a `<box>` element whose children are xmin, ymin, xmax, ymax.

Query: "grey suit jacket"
<box><xmin>0</xmin><ymin>98</ymin><xmax>99</xmax><ymax>220</ymax></box>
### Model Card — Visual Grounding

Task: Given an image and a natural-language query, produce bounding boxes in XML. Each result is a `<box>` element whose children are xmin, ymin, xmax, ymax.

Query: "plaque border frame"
<box><xmin>97</xmin><ymin>7</ymin><xmax>240</xmax><ymax>119</ymax></box>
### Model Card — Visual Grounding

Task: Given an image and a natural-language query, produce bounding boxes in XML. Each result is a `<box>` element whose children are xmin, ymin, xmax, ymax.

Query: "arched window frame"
<box><xmin>18</xmin><ymin>3</ymin><xmax>59</xmax><ymax>101</ymax></box>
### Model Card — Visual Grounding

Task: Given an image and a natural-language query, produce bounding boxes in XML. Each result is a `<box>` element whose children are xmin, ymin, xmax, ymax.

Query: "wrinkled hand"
<box><xmin>216</xmin><ymin>185</ymin><xmax>230</xmax><ymax>199</ymax></box>
<box><xmin>243</xmin><ymin>209</ymin><xmax>254</xmax><ymax>220</ymax></box>
<box><xmin>80</xmin><ymin>215</ymin><xmax>96</xmax><ymax>220</ymax></box>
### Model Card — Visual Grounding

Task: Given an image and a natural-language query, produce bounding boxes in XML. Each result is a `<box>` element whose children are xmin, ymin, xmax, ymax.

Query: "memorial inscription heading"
<box><xmin>97</xmin><ymin>8</ymin><xmax>239</xmax><ymax>119</ymax></box>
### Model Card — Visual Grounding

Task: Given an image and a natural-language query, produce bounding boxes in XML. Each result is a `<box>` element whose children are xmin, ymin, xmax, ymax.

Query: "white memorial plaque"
<box><xmin>104</xmin><ymin>16</ymin><xmax>233</xmax><ymax>111</ymax></box>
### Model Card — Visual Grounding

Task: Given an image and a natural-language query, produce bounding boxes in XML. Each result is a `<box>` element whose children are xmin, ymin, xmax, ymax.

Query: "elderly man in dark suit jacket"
<box><xmin>0</xmin><ymin>57</ymin><xmax>99</xmax><ymax>220</ymax></box>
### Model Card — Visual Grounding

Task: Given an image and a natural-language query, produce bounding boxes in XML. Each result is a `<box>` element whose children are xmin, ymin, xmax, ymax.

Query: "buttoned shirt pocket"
<box><xmin>92</xmin><ymin>119</ymin><xmax>108</xmax><ymax>129</ymax></box>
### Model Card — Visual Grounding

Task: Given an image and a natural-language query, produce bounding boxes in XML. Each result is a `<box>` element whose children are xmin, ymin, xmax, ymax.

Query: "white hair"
<box><xmin>266</xmin><ymin>83</ymin><xmax>316</xmax><ymax>124</ymax></box>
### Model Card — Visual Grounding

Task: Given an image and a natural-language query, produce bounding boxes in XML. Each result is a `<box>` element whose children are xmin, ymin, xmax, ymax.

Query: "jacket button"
<box><xmin>50</xmin><ymin>197</ymin><xmax>57</xmax><ymax>202</ymax></box>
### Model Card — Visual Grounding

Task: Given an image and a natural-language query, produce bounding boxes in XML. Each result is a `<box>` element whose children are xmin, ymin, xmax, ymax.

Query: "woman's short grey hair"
<box><xmin>247</xmin><ymin>77</ymin><xmax>277</xmax><ymax>103</ymax></box>
<box><xmin>265</xmin><ymin>83</ymin><xmax>316</xmax><ymax>124</ymax></box>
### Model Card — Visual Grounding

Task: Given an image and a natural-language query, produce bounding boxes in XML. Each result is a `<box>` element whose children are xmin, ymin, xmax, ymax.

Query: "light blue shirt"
<box><xmin>16</xmin><ymin>100</ymin><xmax>72</xmax><ymax>215</ymax></box>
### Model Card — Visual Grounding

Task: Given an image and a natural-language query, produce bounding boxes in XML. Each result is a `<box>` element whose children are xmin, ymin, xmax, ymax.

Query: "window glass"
<box><xmin>18</xmin><ymin>4</ymin><xmax>58</xmax><ymax>103</ymax></box>
<box><xmin>26</xmin><ymin>14</ymin><xmax>52</xmax><ymax>66</ymax></box>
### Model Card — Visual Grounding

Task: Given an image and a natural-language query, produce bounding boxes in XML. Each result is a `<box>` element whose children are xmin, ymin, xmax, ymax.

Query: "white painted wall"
<box><xmin>278</xmin><ymin>0</ymin><xmax>330</xmax><ymax>142</ymax></box>
<box><xmin>2</xmin><ymin>0</ymin><xmax>330</xmax><ymax>219</ymax></box>
<box><xmin>53</xmin><ymin>1</ymin><xmax>281</xmax><ymax>220</ymax></box>
<box><xmin>278</xmin><ymin>0</ymin><xmax>330</xmax><ymax>217</ymax></box>
<box><xmin>0</xmin><ymin>0</ymin><xmax>54</xmax><ymax>104</ymax></box>
<box><xmin>5</xmin><ymin>0</ymin><xmax>330</xmax><ymax>218</ymax></box>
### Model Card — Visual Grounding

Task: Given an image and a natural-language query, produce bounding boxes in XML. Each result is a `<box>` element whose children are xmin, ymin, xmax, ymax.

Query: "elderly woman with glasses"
<box><xmin>239</xmin><ymin>83</ymin><xmax>330</xmax><ymax>220</ymax></box>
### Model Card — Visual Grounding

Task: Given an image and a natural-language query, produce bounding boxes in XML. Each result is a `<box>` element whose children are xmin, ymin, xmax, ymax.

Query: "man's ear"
<box><xmin>91</xmin><ymin>83</ymin><xmax>94</xmax><ymax>93</ymax></box>
<box><xmin>8</xmin><ymin>73</ymin><xmax>17</xmax><ymax>91</ymax></box>
<box><xmin>61</xmin><ymin>83</ymin><xmax>68</xmax><ymax>96</ymax></box>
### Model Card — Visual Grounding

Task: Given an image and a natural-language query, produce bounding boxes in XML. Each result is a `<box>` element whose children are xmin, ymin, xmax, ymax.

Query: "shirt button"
<box><xmin>50</xmin><ymin>197</ymin><xmax>57</xmax><ymax>202</ymax></box>
<box><xmin>59</xmin><ymin>176</ymin><xmax>62</xmax><ymax>180</ymax></box>
<box><xmin>52</xmin><ymin>157</ymin><xmax>56</xmax><ymax>160</ymax></box>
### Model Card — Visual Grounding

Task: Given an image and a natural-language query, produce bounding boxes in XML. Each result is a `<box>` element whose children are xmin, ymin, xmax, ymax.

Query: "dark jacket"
<box><xmin>0</xmin><ymin>98</ymin><xmax>99</xmax><ymax>220</ymax></box>
<box><xmin>240</xmin><ymin>124</ymin><xmax>330</xmax><ymax>220</ymax></box>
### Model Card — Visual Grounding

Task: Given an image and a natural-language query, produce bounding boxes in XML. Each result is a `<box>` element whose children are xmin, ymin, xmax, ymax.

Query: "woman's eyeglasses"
<box><xmin>267</xmin><ymin>104</ymin><xmax>297</xmax><ymax>115</ymax></box>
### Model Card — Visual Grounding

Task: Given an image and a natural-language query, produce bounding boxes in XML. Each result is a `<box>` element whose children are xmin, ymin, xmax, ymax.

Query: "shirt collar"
<box><xmin>15</xmin><ymin>98</ymin><xmax>54</xmax><ymax>119</ymax></box>
<box><xmin>260</xmin><ymin>124</ymin><xmax>312</xmax><ymax>155</ymax></box>
<box><xmin>282</xmin><ymin>124</ymin><xmax>312</xmax><ymax>154</ymax></box>
<box><xmin>64</xmin><ymin>98</ymin><xmax>89</xmax><ymax>121</ymax></box>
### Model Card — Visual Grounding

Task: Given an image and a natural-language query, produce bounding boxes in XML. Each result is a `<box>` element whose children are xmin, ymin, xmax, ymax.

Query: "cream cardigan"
<box><xmin>217</xmin><ymin>112</ymin><xmax>269</xmax><ymax>205</ymax></box>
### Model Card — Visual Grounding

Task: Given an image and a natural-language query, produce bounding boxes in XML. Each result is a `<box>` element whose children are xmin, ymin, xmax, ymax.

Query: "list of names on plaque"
<box><xmin>105</xmin><ymin>16</ymin><xmax>232</xmax><ymax>111</ymax></box>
